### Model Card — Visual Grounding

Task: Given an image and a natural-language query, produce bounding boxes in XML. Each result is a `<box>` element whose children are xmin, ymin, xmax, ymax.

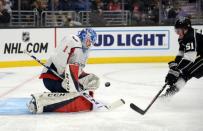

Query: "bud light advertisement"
<box><xmin>92</xmin><ymin>29</ymin><xmax>170</xmax><ymax>50</ymax></box>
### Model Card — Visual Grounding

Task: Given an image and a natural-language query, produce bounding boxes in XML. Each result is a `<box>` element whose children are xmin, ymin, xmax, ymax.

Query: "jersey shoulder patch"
<box><xmin>70</xmin><ymin>35</ymin><xmax>82</xmax><ymax>48</ymax></box>
<box><xmin>61</xmin><ymin>35</ymin><xmax>82</xmax><ymax>49</ymax></box>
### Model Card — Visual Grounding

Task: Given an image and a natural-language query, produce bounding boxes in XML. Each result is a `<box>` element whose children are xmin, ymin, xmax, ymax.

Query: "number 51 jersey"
<box><xmin>178</xmin><ymin>28</ymin><xmax>203</xmax><ymax>57</ymax></box>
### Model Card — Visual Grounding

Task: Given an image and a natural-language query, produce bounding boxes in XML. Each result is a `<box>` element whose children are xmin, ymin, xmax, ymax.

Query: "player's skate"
<box><xmin>27</xmin><ymin>94</ymin><xmax>37</xmax><ymax>113</ymax></box>
<box><xmin>27</xmin><ymin>93</ymin><xmax>45</xmax><ymax>113</ymax></box>
<box><xmin>160</xmin><ymin>85</ymin><xmax>179</xmax><ymax>98</ymax></box>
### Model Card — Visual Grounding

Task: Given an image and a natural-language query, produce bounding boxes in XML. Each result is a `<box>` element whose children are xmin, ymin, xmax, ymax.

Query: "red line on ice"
<box><xmin>0</xmin><ymin>75</ymin><xmax>37</xmax><ymax>98</ymax></box>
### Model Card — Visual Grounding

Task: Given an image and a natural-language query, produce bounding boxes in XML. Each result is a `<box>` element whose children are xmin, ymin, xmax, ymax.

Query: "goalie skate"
<box><xmin>27</xmin><ymin>94</ymin><xmax>37</xmax><ymax>113</ymax></box>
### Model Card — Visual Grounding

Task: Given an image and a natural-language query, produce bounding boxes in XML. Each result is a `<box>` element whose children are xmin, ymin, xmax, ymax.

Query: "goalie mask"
<box><xmin>78</xmin><ymin>28</ymin><xmax>97</xmax><ymax>49</ymax></box>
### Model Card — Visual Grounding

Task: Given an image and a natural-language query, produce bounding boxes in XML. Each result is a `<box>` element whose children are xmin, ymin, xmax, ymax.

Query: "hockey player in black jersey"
<box><xmin>162</xmin><ymin>17</ymin><xmax>203</xmax><ymax>97</ymax></box>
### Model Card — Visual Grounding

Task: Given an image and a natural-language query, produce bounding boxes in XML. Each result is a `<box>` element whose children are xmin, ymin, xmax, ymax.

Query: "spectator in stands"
<box><xmin>62</xmin><ymin>15</ymin><xmax>82</xmax><ymax>26</ymax></box>
<box><xmin>101</xmin><ymin>0</ymin><xmax>109</xmax><ymax>10</ymax></box>
<box><xmin>201</xmin><ymin>0</ymin><xmax>203</xmax><ymax>11</ymax></box>
<box><xmin>132</xmin><ymin>1</ymin><xmax>142</xmax><ymax>24</ymax></box>
<box><xmin>91</xmin><ymin>0</ymin><xmax>104</xmax><ymax>10</ymax></box>
<box><xmin>85</xmin><ymin>0</ymin><xmax>92</xmax><ymax>11</ymax></box>
<box><xmin>176</xmin><ymin>8</ymin><xmax>189</xmax><ymax>18</ymax></box>
<box><xmin>148</xmin><ymin>5</ymin><xmax>159</xmax><ymax>24</ymax></box>
<box><xmin>154</xmin><ymin>6</ymin><xmax>159</xmax><ymax>24</ymax></box>
<box><xmin>91</xmin><ymin>0</ymin><xmax>98</xmax><ymax>10</ymax></box>
<box><xmin>167</xmin><ymin>6</ymin><xmax>177</xmax><ymax>24</ymax></box>
<box><xmin>32</xmin><ymin>0</ymin><xmax>47</xmax><ymax>14</ymax></box>
<box><xmin>48</xmin><ymin>0</ymin><xmax>62</xmax><ymax>10</ymax></box>
<box><xmin>74</xmin><ymin>0</ymin><xmax>91</xmax><ymax>11</ymax></box>
<box><xmin>89</xmin><ymin>9</ymin><xmax>106</xmax><ymax>26</ymax></box>
<box><xmin>124</xmin><ymin>0</ymin><xmax>133</xmax><ymax>11</ymax></box>
<box><xmin>59</xmin><ymin>0</ymin><xmax>73</xmax><ymax>11</ymax></box>
<box><xmin>90</xmin><ymin>0</ymin><xmax>106</xmax><ymax>25</ymax></box>
<box><xmin>11</xmin><ymin>0</ymin><xmax>17</xmax><ymax>10</ymax></box>
<box><xmin>0</xmin><ymin>0</ymin><xmax>10</xmax><ymax>27</ymax></box>
<box><xmin>162</xmin><ymin>0</ymin><xmax>170</xmax><ymax>6</ymax></box>
<box><xmin>21</xmin><ymin>0</ymin><xmax>33</xmax><ymax>10</ymax></box>
<box><xmin>108</xmin><ymin>0</ymin><xmax>121</xmax><ymax>11</ymax></box>
<box><xmin>4</xmin><ymin>0</ymin><xmax>12</xmax><ymax>12</ymax></box>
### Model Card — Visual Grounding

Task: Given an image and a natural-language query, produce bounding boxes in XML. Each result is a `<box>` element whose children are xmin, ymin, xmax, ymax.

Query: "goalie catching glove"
<box><xmin>61</xmin><ymin>64</ymin><xmax>100</xmax><ymax>93</ymax></box>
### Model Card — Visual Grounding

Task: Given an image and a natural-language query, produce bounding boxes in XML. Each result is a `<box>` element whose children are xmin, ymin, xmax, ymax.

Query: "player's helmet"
<box><xmin>175</xmin><ymin>17</ymin><xmax>191</xmax><ymax>29</ymax></box>
<box><xmin>78</xmin><ymin>28</ymin><xmax>97</xmax><ymax>48</ymax></box>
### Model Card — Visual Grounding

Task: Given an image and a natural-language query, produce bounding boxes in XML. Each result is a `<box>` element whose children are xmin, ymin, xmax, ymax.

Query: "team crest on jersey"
<box><xmin>22</xmin><ymin>32</ymin><xmax>30</xmax><ymax>42</ymax></box>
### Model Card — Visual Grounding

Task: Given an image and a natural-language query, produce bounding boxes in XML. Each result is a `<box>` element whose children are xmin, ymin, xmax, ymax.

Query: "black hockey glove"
<box><xmin>165</xmin><ymin>68</ymin><xmax>180</xmax><ymax>86</ymax></box>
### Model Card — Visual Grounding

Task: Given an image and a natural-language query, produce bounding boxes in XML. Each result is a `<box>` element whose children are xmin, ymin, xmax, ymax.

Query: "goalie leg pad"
<box><xmin>28</xmin><ymin>92</ymin><xmax>93</xmax><ymax>113</ymax></box>
<box><xmin>50</xmin><ymin>96</ymin><xmax>93</xmax><ymax>112</ymax></box>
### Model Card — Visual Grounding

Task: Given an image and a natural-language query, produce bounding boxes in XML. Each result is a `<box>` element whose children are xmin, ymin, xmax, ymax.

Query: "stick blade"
<box><xmin>107</xmin><ymin>99</ymin><xmax>125</xmax><ymax>110</ymax></box>
<box><xmin>130</xmin><ymin>103</ymin><xmax>145</xmax><ymax>115</ymax></box>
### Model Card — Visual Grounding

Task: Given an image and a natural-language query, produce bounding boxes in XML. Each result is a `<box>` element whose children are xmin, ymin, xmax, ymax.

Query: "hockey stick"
<box><xmin>130</xmin><ymin>83</ymin><xmax>168</xmax><ymax>115</ymax></box>
<box><xmin>24</xmin><ymin>51</ymin><xmax>125</xmax><ymax>110</ymax></box>
<box><xmin>24</xmin><ymin>51</ymin><xmax>64</xmax><ymax>80</ymax></box>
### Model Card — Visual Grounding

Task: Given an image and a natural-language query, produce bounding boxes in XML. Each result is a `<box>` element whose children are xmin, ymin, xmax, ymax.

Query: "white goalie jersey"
<box><xmin>40</xmin><ymin>35</ymin><xmax>89</xmax><ymax>79</ymax></box>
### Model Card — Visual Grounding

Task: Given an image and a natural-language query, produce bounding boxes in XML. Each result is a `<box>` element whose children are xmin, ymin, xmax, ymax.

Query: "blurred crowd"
<box><xmin>0</xmin><ymin>0</ymin><xmax>10</xmax><ymax>26</ymax></box>
<box><xmin>7</xmin><ymin>0</ymin><xmax>202</xmax><ymax>12</ymax></box>
<box><xmin>0</xmin><ymin>0</ymin><xmax>202</xmax><ymax>26</ymax></box>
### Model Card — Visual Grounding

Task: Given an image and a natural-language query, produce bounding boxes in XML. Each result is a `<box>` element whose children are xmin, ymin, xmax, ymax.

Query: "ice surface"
<box><xmin>0</xmin><ymin>64</ymin><xmax>203</xmax><ymax>131</ymax></box>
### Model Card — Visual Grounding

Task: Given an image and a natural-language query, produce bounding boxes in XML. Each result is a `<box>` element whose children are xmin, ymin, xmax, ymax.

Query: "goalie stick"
<box><xmin>130</xmin><ymin>84</ymin><xmax>168</xmax><ymax>115</ymax></box>
<box><xmin>24</xmin><ymin>50</ymin><xmax>125</xmax><ymax>111</ymax></box>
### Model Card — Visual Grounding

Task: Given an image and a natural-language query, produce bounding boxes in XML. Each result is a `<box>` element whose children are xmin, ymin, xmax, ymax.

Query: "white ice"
<box><xmin>0</xmin><ymin>63</ymin><xmax>203</xmax><ymax>131</ymax></box>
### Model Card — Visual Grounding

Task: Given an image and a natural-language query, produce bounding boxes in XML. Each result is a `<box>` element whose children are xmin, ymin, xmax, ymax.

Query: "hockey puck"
<box><xmin>105</xmin><ymin>82</ymin><xmax>111</xmax><ymax>87</ymax></box>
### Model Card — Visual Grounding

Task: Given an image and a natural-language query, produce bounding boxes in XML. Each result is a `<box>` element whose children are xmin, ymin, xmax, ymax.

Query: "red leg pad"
<box><xmin>54</xmin><ymin>96</ymin><xmax>93</xmax><ymax>113</ymax></box>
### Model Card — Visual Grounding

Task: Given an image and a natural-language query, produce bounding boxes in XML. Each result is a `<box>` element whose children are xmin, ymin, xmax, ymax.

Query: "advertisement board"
<box><xmin>57</xmin><ymin>27</ymin><xmax>177</xmax><ymax>57</ymax></box>
<box><xmin>0</xmin><ymin>28</ymin><xmax>55</xmax><ymax>62</ymax></box>
<box><xmin>0</xmin><ymin>26</ymin><xmax>203</xmax><ymax>67</ymax></box>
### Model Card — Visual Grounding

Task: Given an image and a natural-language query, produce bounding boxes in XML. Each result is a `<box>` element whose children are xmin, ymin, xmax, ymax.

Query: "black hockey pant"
<box><xmin>43</xmin><ymin>78</ymin><xmax>67</xmax><ymax>92</ymax></box>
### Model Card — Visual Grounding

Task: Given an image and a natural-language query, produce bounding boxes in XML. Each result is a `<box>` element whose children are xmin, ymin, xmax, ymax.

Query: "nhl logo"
<box><xmin>22</xmin><ymin>32</ymin><xmax>30</xmax><ymax>42</ymax></box>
